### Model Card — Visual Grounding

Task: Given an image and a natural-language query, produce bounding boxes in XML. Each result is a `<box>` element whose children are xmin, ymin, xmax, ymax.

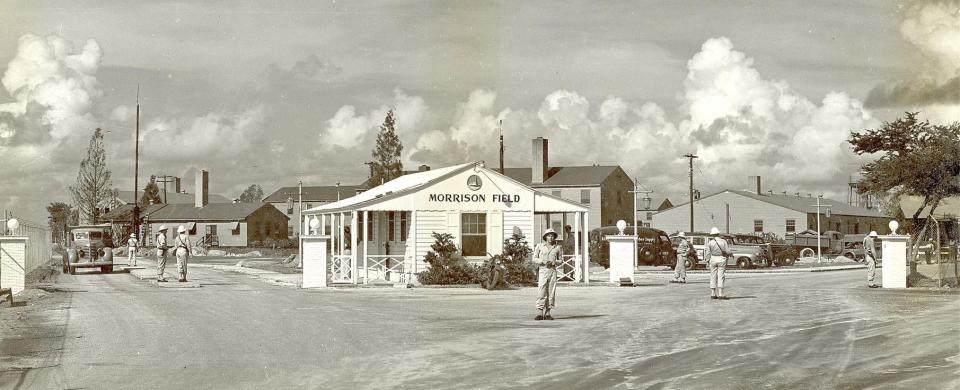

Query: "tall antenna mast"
<box><xmin>498</xmin><ymin>119</ymin><xmax>504</xmax><ymax>174</ymax></box>
<box><xmin>133</xmin><ymin>85</ymin><xmax>141</xmax><ymax>239</ymax></box>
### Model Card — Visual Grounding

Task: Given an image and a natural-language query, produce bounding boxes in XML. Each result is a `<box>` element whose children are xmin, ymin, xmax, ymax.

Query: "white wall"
<box><xmin>652</xmin><ymin>191</ymin><xmax>807</xmax><ymax>236</ymax></box>
<box><xmin>146</xmin><ymin>221</ymin><xmax>248</xmax><ymax>247</ymax></box>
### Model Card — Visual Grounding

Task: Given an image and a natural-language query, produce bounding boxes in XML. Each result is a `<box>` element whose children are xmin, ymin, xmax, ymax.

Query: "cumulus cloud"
<box><xmin>319</xmin><ymin>88</ymin><xmax>427</xmax><ymax>151</ymax></box>
<box><xmin>865</xmin><ymin>1</ymin><xmax>960</xmax><ymax>120</ymax></box>
<box><xmin>406</xmin><ymin>37</ymin><xmax>878</xmax><ymax>201</ymax></box>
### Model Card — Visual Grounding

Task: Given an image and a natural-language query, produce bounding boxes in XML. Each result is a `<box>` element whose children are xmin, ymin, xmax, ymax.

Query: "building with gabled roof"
<box><xmin>652</xmin><ymin>181</ymin><xmax>890</xmax><ymax>236</ymax></box>
<box><xmin>300</xmin><ymin>161</ymin><xmax>591</xmax><ymax>285</ymax></box>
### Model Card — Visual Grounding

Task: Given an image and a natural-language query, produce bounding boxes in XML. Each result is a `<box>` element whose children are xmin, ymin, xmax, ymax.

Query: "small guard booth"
<box><xmin>300</xmin><ymin>162</ymin><xmax>590</xmax><ymax>286</ymax></box>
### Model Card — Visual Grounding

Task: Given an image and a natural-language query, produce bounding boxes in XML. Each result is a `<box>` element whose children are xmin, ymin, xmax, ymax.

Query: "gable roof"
<box><xmin>116</xmin><ymin>190</ymin><xmax>232</xmax><ymax>205</ymax></box>
<box><xmin>502</xmin><ymin>165</ymin><xmax>620</xmax><ymax>187</ymax></box>
<box><xmin>636</xmin><ymin>197</ymin><xmax>673</xmax><ymax>212</ymax></box>
<box><xmin>263</xmin><ymin>185</ymin><xmax>365</xmax><ymax>203</ymax></box>
<box><xmin>666</xmin><ymin>190</ymin><xmax>887</xmax><ymax>217</ymax></box>
<box><xmin>305</xmin><ymin>163</ymin><xmax>476</xmax><ymax>213</ymax></box>
<box><xmin>103</xmin><ymin>203</ymin><xmax>287</xmax><ymax>222</ymax></box>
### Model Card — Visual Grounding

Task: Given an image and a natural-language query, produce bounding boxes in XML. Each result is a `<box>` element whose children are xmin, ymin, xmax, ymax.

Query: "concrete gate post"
<box><xmin>607</xmin><ymin>234</ymin><xmax>637</xmax><ymax>284</ymax></box>
<box><xmin>301</xmin><ymin>235</ymin><xmax>330</xmax><ymax>288</ymax></box>
<box><xmin>880</xmin><ymin>235</ymin><xmax>909</xmax><ymax>289</ymax></box>
<box><xmin>1</xmin><ymin>236</ymin><xmax>29</xmax><ymax>295</ymax></box>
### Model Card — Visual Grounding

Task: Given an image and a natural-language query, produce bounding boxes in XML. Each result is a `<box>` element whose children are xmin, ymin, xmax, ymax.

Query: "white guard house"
<box><xmin>301</xmin><ymin>162</ymin><xmax>591</xmax><ymax>285</ymax></box>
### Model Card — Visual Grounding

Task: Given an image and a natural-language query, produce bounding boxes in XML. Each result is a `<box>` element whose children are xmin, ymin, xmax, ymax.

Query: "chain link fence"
<box><xmin>2</xmin><ymin>210</ymin><xmax>54</xmax><ymax>276</ymax></box>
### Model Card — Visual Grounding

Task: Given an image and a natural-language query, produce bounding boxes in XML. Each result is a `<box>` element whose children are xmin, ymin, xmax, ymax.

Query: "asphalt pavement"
<box><xmin>1</xmin><ymin>263</ymin><xmax>957</xmax><ymax>389</ymax></box>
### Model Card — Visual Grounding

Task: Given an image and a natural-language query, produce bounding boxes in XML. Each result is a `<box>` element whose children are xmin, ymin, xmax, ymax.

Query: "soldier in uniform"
<box><xmin>672</xmin><ymin>232</ymin><xmax>690</xmax><ymax>284</ymax></box>
<box><xmin>127</xmin><ymin>233</ymin><xmax>139</xmax><ymax>267</ymax></box>
<box><xmin>174</xmin><ymin>225</ymin><xmax>193</xmax><ymax>283</ymax></box>
<box><xmin>864</xmin><ymin>231</ymin><xmax>880</xmax><ymax>288</ymax></box>
<box><xmin>706</xmin><ymin>227</ymin><xmax>730</xmax><ymax>300</ymax></box>
<box><xmin>156</xmin><ymin>225</ymin><xmax>169</xmax><ymax>282</ymax></box>
<box><xmin>533</xmin><ymin>228</ymin><xmax>562</xmax><ymax>320</ymax></box>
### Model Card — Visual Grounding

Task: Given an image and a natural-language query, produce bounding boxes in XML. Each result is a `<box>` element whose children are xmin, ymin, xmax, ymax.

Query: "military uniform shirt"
<box><xmin>533</xmin><ymin>243</ymin><xmax>562</xmax><ymax>267</ymax></box>
<box><xmin>706</xmin><ymin>237</ymin><xmax>729</xmax><ymax>257</ymax></box>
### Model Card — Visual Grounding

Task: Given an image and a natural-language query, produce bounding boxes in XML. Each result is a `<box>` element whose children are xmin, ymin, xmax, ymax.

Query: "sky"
<box><xmin>0</xmin><ymin>0</ymin><xmax>958</xmax><ymax>225</ymax></box>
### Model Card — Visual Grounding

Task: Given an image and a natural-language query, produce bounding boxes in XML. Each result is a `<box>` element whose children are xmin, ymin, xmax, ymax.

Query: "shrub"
<box><xmin>263</xmin><ymin>237</ymin><xmax>277</xmax><ymax>249</ymax></box>
<box><xmin>416</xmin><ymin>232</ymin><xmax>481</xmax><ymax>285</ymax></box>
<box><xmin>249</xmin><ymin>240</ymin><xmax>262</xmax><ymax>248</ymax></box>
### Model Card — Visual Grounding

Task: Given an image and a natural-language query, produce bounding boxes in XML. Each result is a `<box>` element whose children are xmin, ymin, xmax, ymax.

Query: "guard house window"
<box><xmin>754</xmin><ymin>219</ymin><xmax>763</xmax><ymax>233</ymax></box>
<box><xmin>388</xmin><ymin>212</ymin><xmax>396</xmax><ymax>241</ymax></box>
<box><xmin>206</xmin><ymin>225</ymin><xmax>217</xmax><ymax>236</ymax></box>
<box><xmin>580</xmin><ymin>189</ymin><xmax>591</xmax><ymax>204</ymax></box>
<box><xmin>461</xmin><ymin>213</ymin><xmax>487</xmax><ymax>257</ymax></box>
<box><xmin>400</xmin><ymin>212</ymin><xmax>408</xmax><ymax>241</ymax></box>
<box><xmin>786</xmin><ymin>219</ymin><xmax>796</xmax><ymax>233</ymax></box>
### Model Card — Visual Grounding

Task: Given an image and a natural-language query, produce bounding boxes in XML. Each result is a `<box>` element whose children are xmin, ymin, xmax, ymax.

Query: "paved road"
<box><xmin>2</xmin><ymin>266</ymin><xmax>957</xmax><ymax>389</ymax></box>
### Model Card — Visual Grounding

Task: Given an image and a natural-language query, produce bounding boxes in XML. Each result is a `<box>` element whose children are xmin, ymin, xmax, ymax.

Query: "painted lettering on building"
<box><xmin>427</xmin><ymin>194</ymin><xmax>521</xmax><ymax>203</ymax></box>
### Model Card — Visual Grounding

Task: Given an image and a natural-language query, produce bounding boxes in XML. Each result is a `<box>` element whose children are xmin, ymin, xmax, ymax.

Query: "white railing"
<box><xmin>559</xmin><ymin>254</ymin><xmax>577</xmax><ymax>281</ymax></box>
<box><xmin>330</xmin><ymin>255</ymin><xmax>353</xmax><ymax>283</ymax></box>
<box><xmin>364</xmin><ymin>255</ymin><xmax>406</xmax><ymax>283</ymax></box>
<box><xmin>1</xmin><ymin>214</ymin><xmax>53</xmax><ymax>276</ymax></box>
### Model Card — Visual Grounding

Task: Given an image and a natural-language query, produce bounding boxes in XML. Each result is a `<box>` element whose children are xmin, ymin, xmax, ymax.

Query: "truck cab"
<box><xmin>64</xmin><ymin>225</ymin><xmax>115</xmax><ymax>274</ymax></box>
<box><xmin>671</xmin><ymin>232</ymin><xmax>770</xmax><ymax>269</ymax></box>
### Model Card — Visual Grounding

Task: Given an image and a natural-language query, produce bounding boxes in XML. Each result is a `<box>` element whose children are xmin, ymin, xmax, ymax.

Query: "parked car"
<box><xmin>589</xmin><ymin>226</ymin><xmax>676</xmax><ymax>268</ymax></box>
<box><xmin>64</xmin><ymin>224</ymin><xmax>115</xmax><ymax>274</ymax></box>
<box><xmin>730</xmin><ymin>234</ymin><xmax>795</xmax><ymax>266</ymax></box>
<box><xmin>669</xmin><ymin>232</ymin><xmax>770</xmax><ymax>269</ymax></box>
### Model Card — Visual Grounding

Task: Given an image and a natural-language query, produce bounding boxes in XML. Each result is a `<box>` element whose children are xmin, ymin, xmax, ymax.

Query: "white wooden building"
<box><xmin>301</xmin><ymin>161</ymin><xmax>591</xmax><ymax>285</ymax></box>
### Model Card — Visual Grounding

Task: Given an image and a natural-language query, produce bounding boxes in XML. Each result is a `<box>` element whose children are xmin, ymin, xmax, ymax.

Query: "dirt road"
<box><xmin>2</xmin><ymin>267</ymin><xmax>957</xmax><ymax>389</ymax></box>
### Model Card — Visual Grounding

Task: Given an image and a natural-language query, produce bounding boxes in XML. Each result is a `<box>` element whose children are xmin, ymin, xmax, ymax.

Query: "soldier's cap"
<box><xmin>542</xmin><ymin>228</ymin><xmax>558</xmax><ymax>240</ymax></box>
<box><xmin>177</xmin><ymin>225</ymin><xmax>187</xmax><ymax>233</ymax></box>
<box><xmin>158</xmin><ymin>225</ymin><xmax>168</xmax><ymax>231</ymax></box>
<box><xmin>677</xmin><ymin>231</ymin><xmax>685</xmax><ymax>237</ymax></box>
<box><xmin>869</xmin><ymin>231</ymin><xmax>878</xmax><ymax>237</ymax></box>
<box><xmin>130</xmin><ymin>233</ymin><xmax>136</xmax><ymax>237</ymax></box>
<box><xmin>710</xmin><ymin>227</ymin><xmax>720</xmax><ymax>235</ymax></box>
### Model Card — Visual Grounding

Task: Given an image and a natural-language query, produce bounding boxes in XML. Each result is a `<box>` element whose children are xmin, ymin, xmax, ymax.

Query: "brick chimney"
<box><xmin>195</xmin><ymin>169</ymin><xmax>209</xmax><ymax>208</ymax></box>
<box><xmin>748</xmin><ymin>176</ymin><xmax>761</xmax><ymax>195</ymax></box>
<box><xmin>532</xmin><ymin>137</ymin><xmax>548</xmax><ymax>184</ymax></box>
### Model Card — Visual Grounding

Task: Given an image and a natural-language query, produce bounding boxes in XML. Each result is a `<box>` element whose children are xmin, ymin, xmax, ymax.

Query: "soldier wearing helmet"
<box><xmin>174</xmin><ymin>225</ymin><xmax>193</xmax><ymax>282</ymax></box>
<box><xmin>706</xmin><ymin>227</ymin><xmax>730</xmax><ymax>300</ymax></box>
<box><xmin>533</xmin><ymin>228</ymin><xmax>562</xmax><ymax>320</ymax></box>
<box><xmin>672</xmin><ymin>232</ymin><xmax>691</xmax><ymax>284</ymax></box>
<box><xmin>864</xmin><ymin>231</ymin><xmax>880</xmax><ymax>288</ymax></box>
<box><xmin>156</xmin><ymin>225</ymin><xmax>169</xmax><ymax>282</ymax></box>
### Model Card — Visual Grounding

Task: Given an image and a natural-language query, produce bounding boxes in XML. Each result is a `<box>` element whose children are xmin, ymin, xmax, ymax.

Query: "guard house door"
<box><xmin>385</xmin><ymin>211</ymin><xmax>408</xmax><ymax>255</ymax></box>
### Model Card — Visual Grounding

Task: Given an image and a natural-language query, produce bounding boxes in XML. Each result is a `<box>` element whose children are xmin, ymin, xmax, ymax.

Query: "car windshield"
<box><xmin>89</xmin><ymin>232</ymin><xmax>102</xmax><ymax>239</ymax></box>
<box><xmin>74</xmin><ymin>232</ymin><xmax>89</xmax><ymax>240</ymax></box>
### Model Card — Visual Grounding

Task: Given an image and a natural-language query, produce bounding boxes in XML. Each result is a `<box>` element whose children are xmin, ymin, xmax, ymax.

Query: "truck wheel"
<box><xmin>799</xmin><ymin>247</ymin><xmax>815</xmax><ymax>259</ymax></box>
<box><xmin>684</xmin><ymin>258</ymin><xmax>696</xmax><ymax>270</ymax></box>
<box><xmin>737</xmin><ymin>257</ymin><xmax>751</xmax><ymax>269</ymax></box>
<box><xmin>843</xmin><ymin>252</ymin><xmax>857</xmax><ymax>262</ymax></box>
<box><xmin>782</xmin><ymin>257</ymin><xmax>796</xmax><ymax>266</ymax></box>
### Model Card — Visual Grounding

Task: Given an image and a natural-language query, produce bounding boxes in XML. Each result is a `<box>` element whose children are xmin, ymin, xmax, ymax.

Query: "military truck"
<box><xmin>786</xmin><ymin>230</ymin><xmax>844</xmax><ymax>258</ymax></box>
<box><xmin>63</xmin><ymin>224</ymin><xmax>115</xmax><ymax>274</ymax></box>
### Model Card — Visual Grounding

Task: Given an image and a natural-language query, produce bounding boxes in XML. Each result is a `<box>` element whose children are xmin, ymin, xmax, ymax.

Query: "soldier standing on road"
<box><xmin>533</xmin><ymin>228</ymin><xmax>562</xmax><ymax>320</ymax></box>
<box><xmin>174</xmin><ymin>225</ymin><xmax>193</xmax><ymax>283</ymax></box>
<box><xmin>127</xmin><ymin>233</ymin><xmax>139</xmax><ymax>267</ymax></box>
<box><xmin>864</xmin><ymin>231</ymin><xmax>880</xmax><ymax>288</ymax></box>
<box><xmin>156</xmin><ymin>225</ymin><xmax>169</xmax><ymax>282</ymax></box>
<box><xmin>706</xmin><ymin>227</ymin><xmax>730</xmax><ymax>300</ymax></box>
<box><xmin>672</xmin><ymin>232</ymin><xmax>690</xmax><ymax>284</ymax></box>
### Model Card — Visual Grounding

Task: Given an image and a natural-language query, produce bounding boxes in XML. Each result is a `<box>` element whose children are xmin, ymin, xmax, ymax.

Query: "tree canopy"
<box><xmin>47</xmin><ymin>202</ymin><xmax>78</xmax><ymax>244</ymax></box>
<box><xmin>140</xmin><ymin>175</ymin><xmax>163</xmax><ymax>206</ymax></box>
<box><xmin>849</xmin><ymin>112</ymin><xmax>960</xmax><ymax>220</ymax></box>
<box><xmin>239</xmin><ymin>184</ymin><xmax>264</xmax><ymax>203</ymax></box>
<box><xmin>69</xmin><ymin>128</ymin><xmax>118</xmax><ymax>224</ymax></box>
<box><xmin>367</xmin><ymin>109</ymin><xmax>404</xmax><ymax>187</ymax></box>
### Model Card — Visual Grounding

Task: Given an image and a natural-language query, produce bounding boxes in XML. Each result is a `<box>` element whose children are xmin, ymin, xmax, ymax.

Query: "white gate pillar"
<box><xmin>607</xmin><ymin>233</ymin><xmax>637</xmax><ymax>284</ymax></box>
<box><xmin>881</xmin><ymin>234</ymin><xmax>909</xmax><ymax>288</ymax></box>
<box><xmin>1</xmin><ymin>236</ymin><xmax>29</xmax><ymax>295</ymax></box>
<box><xmin>301</xmin><ymin>235</ymin><xmax>330</xmax><ymax>288</ymax></box>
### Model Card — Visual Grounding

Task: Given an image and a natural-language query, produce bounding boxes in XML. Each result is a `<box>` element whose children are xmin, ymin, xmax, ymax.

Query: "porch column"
<box><xmin>351</xmin><ymin>210</ymin><xmax>358</xmax><ymax>284</ymax></box>
<box><xmin>582</xmin><ymin>211</ymin><xmax>590</xmax><ymax>283</ymax></box>
<box><xmin>411</xmin><ymin>210</ymin><xmax>418</xmax><ymax>275</ymax></box>
<box><xmin>363</xmin><ymin>211</ymin><xmax>369</xmax><ymax>284</ymax></box>
<box><xmin>574</xmin><ymin>211</ymin><xmax>581</xmax><ymax>282</ymax></box>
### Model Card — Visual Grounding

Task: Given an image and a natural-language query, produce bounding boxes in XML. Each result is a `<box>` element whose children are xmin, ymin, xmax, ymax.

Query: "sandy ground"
<box><xmin>1</xmin><ymin>266</ymin><xmax>957</xmax><ymax>389</ymax></box>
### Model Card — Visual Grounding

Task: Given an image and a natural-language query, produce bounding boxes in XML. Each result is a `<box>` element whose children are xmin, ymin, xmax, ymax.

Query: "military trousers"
<box><xmin>176</xmin><ymin>248</ymin><xmax>189</xmax><ymax>280</ymax></box>
<box><xmin>866</xmin><ymin>254</ymin><xmax>877</xmax><ymax>285</ymax></box>
<box><xmin>536</xmin><ymin>267</ymin><xmax>558</xmax><ymax>311</ymax></box>
<box><xmin>674</xmin><ymin>255</ymin><xmax>687</xmax><ymax>281</ymax></box>
<box><xmin>156</xmin><ymin>250</ymin><xmax>167</xmax><ymax>278</ymax></box>
<box><xmin>128</xmin><ymin>247</ymin><xmax>137</xmax><ymax>266</ymax></box>
<box><xmin>709</xmin><ymin>256</ymin><xmax>726</xmax><ymax>289</ymax></box>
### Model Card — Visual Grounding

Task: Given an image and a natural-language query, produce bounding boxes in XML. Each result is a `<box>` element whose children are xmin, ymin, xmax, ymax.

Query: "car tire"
<box><xmin>843</xmin><ymin>252</ymin><xmax>857</xmax><ymax>262</ymax></box>
<box><xmin>684</xmin><ymin>258</ymin><xmax>696</xmax><ymax>270</ymax></box>
<box><xmin>799</xmin><ymin>247</ymin><xmax>816</xmax><ymax>259</ymax></box>
<box><xmin>737</xmin><ymin>257</ymin><xmax>751</xmax><ymax>269</ymax></box>
<box><xmin>782</xmin><ymin>256</ymin><xmax>796</xmax><ymax>266</ymax></box>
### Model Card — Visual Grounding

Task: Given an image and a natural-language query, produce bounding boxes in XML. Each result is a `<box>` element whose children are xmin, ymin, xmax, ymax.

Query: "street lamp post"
<box><xmin>812</xmin><ymin>195</ymin><xmax>832</xmax><ymax>263</ymax></box>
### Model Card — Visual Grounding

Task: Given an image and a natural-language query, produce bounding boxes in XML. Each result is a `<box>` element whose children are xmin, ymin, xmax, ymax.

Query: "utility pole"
<box><xmin>684</xmin><ymin>154</ymin><xmax>698</xmax><ymax>232</ymax></box>
<box><xmin>156</xmin><ymin>174</ymin><xmax>178</xmax><ymax>204</ymax></box>
<box><xmin>812</xmin><ymin>195</ymin><xmax>831</xmax><ymax>263</ymax></box>
<box><xmin>132</xmin><ymin>85</ymin><xmax>141</xmax><ymax>240</ymax></box>
<box><xmin>498</xmin><ymin>119</ymin><xmax>504</xmax><ymax>175</ymax></box>
<box><xmin>298</xmin><ymin>179</ymin><xmax>303</xmax><ymax>238</ymax></box>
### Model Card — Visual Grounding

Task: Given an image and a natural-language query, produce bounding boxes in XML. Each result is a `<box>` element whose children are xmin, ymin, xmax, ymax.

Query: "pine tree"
<box><xmin>239</xmin><ymin>184</ymin><xmax>264</xmax><ymax>203</ymax></box>
<box><xmin>46</xmin><ymin>202</ymin><xmax>78</xmax><ymax>245</ymax></box>
<box><xmin>69</xmin><ymin>128</ymin><xmax>117</xmax><ymax>224</ymax></box>
<box><xmin>140</xmin><ymin>175</ymin><xmax>163</xmax><ymax>207</ymax></box>
<box><xmin>367</xmin><ymin>109</ymin><xmax>404</xmax><ymax>187</ymax></box>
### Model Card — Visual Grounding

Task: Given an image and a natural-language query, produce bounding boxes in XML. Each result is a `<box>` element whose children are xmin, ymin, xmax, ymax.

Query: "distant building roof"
<box><xmin>263</xmin><ymin>185</ymin><xmax>365</xmax><ymax>203</ymax></box>
<box><xmin>666</xmin><ymin>190</ymin><xmax>888</xmax><ymax>218</ymax></box>
<box><xmin>899</xmin><ymin>195</ymin><xmax>960</xmax><ymax>219</ymax></box>
<box><xmin>502</xmin><ymin>165</ymin><xmax>620</xmax><ymax>187</ymax></box>
<box><xmin>116</xmin><ymin>190</ymin><xmax>232</xmax><ymax>205</ymax></box>
<box><xmin>103</xmin><ymin>203</ymin><xmax>286</xmax><ymax>222</ymax></box>
<box><xmin>636</xmin><ymin>197</ymin><xmax>673</xmax><ymax>212</ymax></box>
